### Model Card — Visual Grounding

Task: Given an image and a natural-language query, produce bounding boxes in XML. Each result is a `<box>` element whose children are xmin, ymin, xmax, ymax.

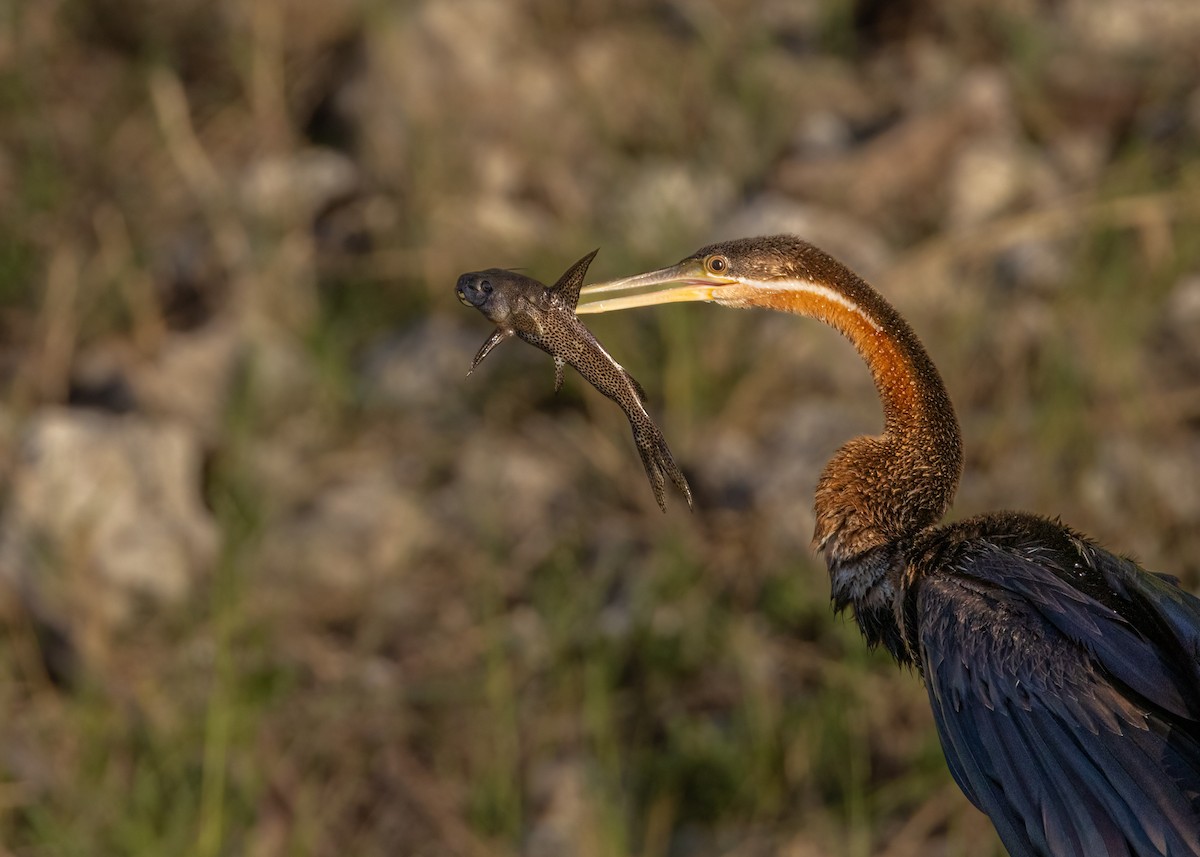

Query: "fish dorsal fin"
<box><xmin>549</xmin><ymin>248</ymin><xmax>599</xmax><ymax>311</ymax></box>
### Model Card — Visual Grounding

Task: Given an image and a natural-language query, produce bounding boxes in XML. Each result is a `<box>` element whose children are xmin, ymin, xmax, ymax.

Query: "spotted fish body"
<box><xmin>457</xmin><ymin>251</ymin><xmax>693</xmax><ymax>511</ymax></box>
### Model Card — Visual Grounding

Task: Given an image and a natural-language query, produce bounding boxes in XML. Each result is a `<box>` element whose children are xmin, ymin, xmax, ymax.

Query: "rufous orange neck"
<box><xmin>714</xmin><ymin>281</ymin><xmax>948</xmax><ymax>441</ymax></box>
<box><xmin>714</xmin><ymin>274</ymin><xmax>962</xmax><ymax>554</ymax></box>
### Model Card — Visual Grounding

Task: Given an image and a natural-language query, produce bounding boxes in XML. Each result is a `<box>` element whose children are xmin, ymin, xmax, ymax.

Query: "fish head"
<box><xmin>456</xmin><ymin>268</ymin><xmax>544</xmax><ymax>324</ymax></box>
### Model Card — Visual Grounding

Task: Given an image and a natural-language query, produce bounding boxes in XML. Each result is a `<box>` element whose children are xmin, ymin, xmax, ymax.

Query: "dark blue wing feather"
<box><xmin>916</xmin><ymin>534</ymin><xmax>1200</xmax><ymax>857</ymax></box>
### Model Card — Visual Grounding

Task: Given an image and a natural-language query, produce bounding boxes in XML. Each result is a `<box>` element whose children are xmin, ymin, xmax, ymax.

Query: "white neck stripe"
<box><xmin>742</xmin><ymin>276</ymin><xmax>881</xmax><ymax>332</ymax></box>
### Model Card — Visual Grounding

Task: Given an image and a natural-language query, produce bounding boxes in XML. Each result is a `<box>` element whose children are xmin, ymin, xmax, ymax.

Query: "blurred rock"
<box><xmin>314</xmin><ymin>191</ymin><xmax>394</xmax><ymax>257</ymax></box>
<box><xmin>1149</xmin><ymin>273</ymin><xmax>1200</xmax><ymax>387</ymax></box>
<box><xmin>357</xmin><ymin>318</ymin><xmax>483</xmax><ymax>415</ymax></box>
<box><xmin>0</xmin><ymin>409</ymin><xmax>217</xmax><ymax>626</ymax></box>
<box><xmin>1065</xmin><ymin>0</ymin><xmax>1200</xmax><ymax>55</ymax></box>
<box><xmin>440</xmin><ymin>190</ymin><xmax>552</xmax><ymax>250</ymax></box>
<box><xmin>405</xmin><ymin>0</ymin><xmax>531</xmax><ymax>100</ymax></box>
<box><xmin>789</xmin><ymin>111</ymin><xmax>852</xmax><ymax>159</ymax></box>
<box><xmin>243</xmin><ymin>327</ymin><xmax>320</xmax><ymax>423</ymax></box>
<box><xmin>525</xmin><ymin>758</ymin><xmax>596</xmax><ymax>857</ymax></box>
<box><xmin>940</xmin><ymin>75</ymin><xmax>1079</xmax><ymax>228</ymax></box>
<box><xmin>130</xmin><ymin>320</ymin><xmax>242</xmax><ymax>438</ymax></box>
<box><xmin>155</xmin><ymin>228</ymin><xmax>228</xmax><ymax>331</ymax></box>
<box><xmin>945</xmin><ymin>138</ymin><xmax>1026</xmax><ymax>227</ymax></box>
<box><xmin>0</xmin><ymin>146</ymin><xmax>14</xmax><ymax>207</ymax></box>
<box><xmin>1039</xmin><ymin>57</ymin><xmax>1142</xmax><ymax>143</ymax></box>
<box><xmin>447</xmin><ymin>422</ymin><xmax>579</xmax><ymax>570</ymax></box>
<box><xmin>616</xmin><ymin>160</ymin><xmax>735</xmax><ymax>256</ymax></box>
<box><xmin>1188</xmin><ymin>85</ymin><xmax>1200</xmax><ymax>139</ymax></box>
<box><xmin>74</xmin><ymin>0</ymin><xmax>226</xmax><ymax>78</ymax></box>
<box><xmin>752</xmin><ymin>1</ymin><xmax>823</xmax><ymax>53</ymax></box>
<box><xmin>1049</xmin><ymin>131</ymin><xmax>1111</xmax><ymax>187</ymax></box>
<box><xmin>239</xmin><ymin>147</ymin><xmax>360</xmax><ymax>223</ymax></box>
<box><xmin>1141</xmin><ymin>442</ymin><xmax>1200</xmax><ymax>524</ymax></box>
<box><xmin>774</xmin><ymin>68</ymin><xmax>1016</xmax><ymax>227</ymax></box>
<box><xmin>993</xmin><ymin>239</ymin><xmax>1070</xmax><ymax>294</ymax></box>
<box><xmin>69</xmin><ymin>345</ymin><xmax>140</xmax><ymax>413</ymax></box>
<box><xmin>258</xmin><ymin>465</ymin><xmax>431</xmax><ymax>590</ymax></box>
<box><xmin>72</xmin><ymin>318</ymin><xmax>318</xmax><ymax>443</ymax></box>
<box><xmin>1082</xmin><ymin>434</ymin><xmax>1200</xmax><ymax>564</ymax></box>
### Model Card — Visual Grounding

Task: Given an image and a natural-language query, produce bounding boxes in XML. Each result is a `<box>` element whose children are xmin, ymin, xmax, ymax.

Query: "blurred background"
<box><xmin>0</xmin><ymin>0</ymin><xmax>1198</xmax><ymax>855</ymax></box>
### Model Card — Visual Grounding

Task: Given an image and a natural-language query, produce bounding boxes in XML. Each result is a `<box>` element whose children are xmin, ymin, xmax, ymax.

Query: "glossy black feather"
<box><xmin>903</xmin><ymin>512</ymin><xmax>1200</xmax><ymax>857</ymax></box>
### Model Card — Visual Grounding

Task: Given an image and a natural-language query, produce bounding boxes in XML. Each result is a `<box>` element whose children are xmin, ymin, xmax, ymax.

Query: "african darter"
<box><xmin>577</xmin><ymin>235</ymin><xmax>1200</xmax><ymax>857</ymax></box>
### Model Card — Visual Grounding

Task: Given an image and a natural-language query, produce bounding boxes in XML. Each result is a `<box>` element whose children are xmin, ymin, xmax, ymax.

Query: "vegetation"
<box><xmin>0</xmin><ymin>1</ymin><xmax>1198</xmax><ymax>855</ymax></box>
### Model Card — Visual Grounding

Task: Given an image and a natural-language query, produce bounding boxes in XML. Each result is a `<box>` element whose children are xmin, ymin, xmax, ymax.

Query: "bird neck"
<box><xmin>715</xmin><ymin>270</ymin><xmax>963</xmax><ymax>561</ymax></box>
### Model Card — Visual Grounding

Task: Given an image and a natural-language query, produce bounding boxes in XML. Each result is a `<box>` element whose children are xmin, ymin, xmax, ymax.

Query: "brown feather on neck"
<box><xmin>714</xmin><ymin>250</ymin><xmax>962</xmax><ymax>561</ymax></box>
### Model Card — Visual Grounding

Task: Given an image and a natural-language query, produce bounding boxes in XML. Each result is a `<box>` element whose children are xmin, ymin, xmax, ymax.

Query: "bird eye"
<box><xmin>706</xmin><ymin>255</ymin><xmax>729</xmax><ymax>274</ymax></box>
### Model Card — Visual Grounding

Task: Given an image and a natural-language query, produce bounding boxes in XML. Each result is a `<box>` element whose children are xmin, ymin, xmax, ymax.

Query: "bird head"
<box><xmin>577</xmin><ymin>235</ymin><xmax>827</xmax><ymax>314</ymax></box>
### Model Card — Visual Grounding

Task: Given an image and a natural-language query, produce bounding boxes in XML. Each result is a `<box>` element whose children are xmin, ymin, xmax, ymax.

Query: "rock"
<box><xmin>0</xmin><ymin>409</ymin><xmax>218</xmax><ymax>627</ymax></box>
<box><xmin>258</xmin><ymin>464</ymin><xmax>432</xmax><ymax>590</ymax></box>
<box><xmin>774</xmin><ymin>68</ymin><xmax>1017</xmax><ymax>227</ymax></box>
<box><xmin>1064</xmin><ymin>0</ymin><xmax>1200</xmax><ymax>56</ymax></box>
<box><xmin>752</xmin><ymin>0</ymin><xmax>824</xmax><ymax>53</ymax></box>
<box><xmin>1189</xmin><ymin>85</ymin><xmax>1200</xmax><ymax>139</ymax></box>
<box><xmin>1050</xmin><ymin>131</ymin><xmax>1111</xmax><ymax>187</ymax></box>
<box><xmin>790</xmin><ymin>111</ymin><xmax>853</xmax><ymax>158</ymax></box>
<box><xmin>239</xmin><ymin>147</ymin><xmax>360</xmax><ymax>223</ymax></box>
<box><xmin>454</xmin><ymin>427</ymin><xmax>572</xmax><ymax>537</ymax></box>
<box><xmin>616</xmin><ymin>160</ymin><xmax>735</xmax><ymax>256</ymax></box>
<box><xmin>1081</xmin><ymin>434</ymin><xmax>1200</xmax><ymax>566</ymax></box>
<box><xmin>993</xmin><ymin>238</ymin><xmax>1070</xmax><ymax>294</ymax></box>
<box><xmin>129</xmin><ymin>320</ymin><xmax>243</xmax><ymax>438</ymax></box>
<box><xmin>241</xmin><ymin>327</ymin><xmax>321</xmax><ymax>424</ymax></box>
<box><xmin>1149</xmin><ymin>273</ymin><xmax>1200</xmax><ymax>387</ymax></box>
<box><xmin>357</xmin><ymin>317</ymin><xmax>483</xmax><ymax>416</ymax></box>
<box><xmin>72</xmin><ymin>318</ymin><xmax>316</xmax><ymax>443</ymax></box>
<box><xmin>524</xmin><ymin>758</ymin><xmax>597</xmax><ymax>857</ymax></box>
<box><xmin>945</xmin><ymin>138</ymin><xmax>1026</xmax><ymax>228</ymax></box>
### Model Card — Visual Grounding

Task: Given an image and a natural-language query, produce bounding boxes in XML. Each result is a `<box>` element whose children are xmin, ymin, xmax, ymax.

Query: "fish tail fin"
<box><xmin>630</xmin><ymin>413</ymin><xmax>693</xmax><ymax>512</ymax></box>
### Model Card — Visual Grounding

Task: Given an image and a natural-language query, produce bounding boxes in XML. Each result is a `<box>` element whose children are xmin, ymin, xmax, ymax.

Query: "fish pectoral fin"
<box><xmin>468</xmin><ymin>329</ymin><xmax>512</xmax><ymax>375</ymax></box>
<box><xmin>553</xmin><ymin>357</ymin><xmax>565</xmax><ymax>393</ymax></box>
<box><xmin>550</xmin><ymin>248</ymin><xmax>599</xmax><ymax>311</ymax></box>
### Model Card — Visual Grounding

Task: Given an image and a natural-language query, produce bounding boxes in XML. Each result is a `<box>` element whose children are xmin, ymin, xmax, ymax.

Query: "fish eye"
<box><xmin>480</xmin><ymin>279</ymin><xmax>493</xmax><ymax>293</ymax></box>
<box><xmin>705</xmin><ymin>255</ymin><xmax>729</xmax><ymax>274</ymax></box>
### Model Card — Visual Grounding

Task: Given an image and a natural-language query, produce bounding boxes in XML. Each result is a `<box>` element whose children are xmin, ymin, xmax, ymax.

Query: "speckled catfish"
<box><xmin>456</xmin><ymin>250</ymin><xmax>693</xmax><ymax>511</ymax></box>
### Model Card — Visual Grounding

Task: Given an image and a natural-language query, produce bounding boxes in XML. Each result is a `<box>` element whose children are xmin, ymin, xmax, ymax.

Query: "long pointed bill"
<box><xmin>576</xmin><ymin>264</ymin><xmax>736</xmax><ymax>315</ymax></box>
